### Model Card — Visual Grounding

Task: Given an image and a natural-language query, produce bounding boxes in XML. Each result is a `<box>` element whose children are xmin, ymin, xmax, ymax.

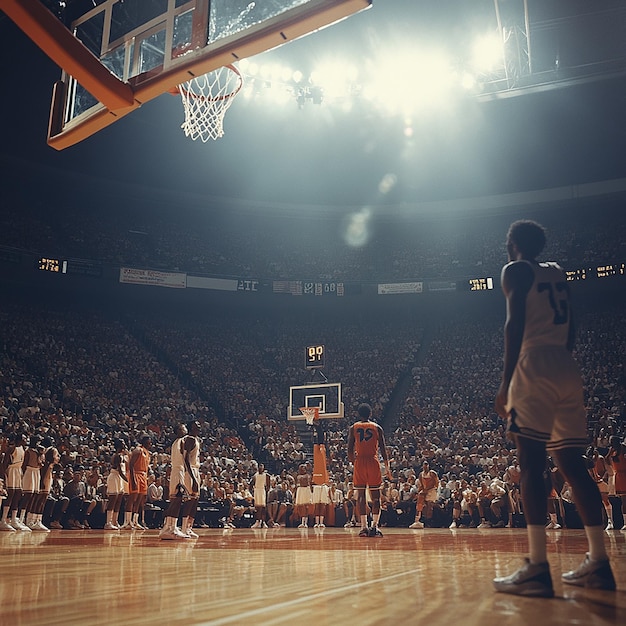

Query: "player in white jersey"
<box><xmin>160</xmin><ymin>424</ymin><xmax>189</xmax><ymax>540</ymax></box>
<box><xmin>250</xmin><ymin>464</ymin><xmax>270</xmax><ymax>529</ymax></box>
<box><xmin>493</xmin><ymin>220</ymin><xmax>615</xmax><ymax>597</ymax></box>
<box><xmin>180</xmin><ymin>420</ymin><xmax>202</xmax><ymax>538</ymax></box>
<box><xmin>0</xmin><ymin>434</ymin><xmax>28</xmax><ymax>531</ymax></box>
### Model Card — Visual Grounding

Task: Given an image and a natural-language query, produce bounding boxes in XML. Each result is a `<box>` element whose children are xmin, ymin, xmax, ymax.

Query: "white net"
<box><xmin>176</xmin><ymin>64</ymin><xmax>243</xmax><ymax>142</ymax></box>
<box><xmin>300</xmin><ymin>407</ymin><xmax>319</xmax><ymax>426</ymax></box>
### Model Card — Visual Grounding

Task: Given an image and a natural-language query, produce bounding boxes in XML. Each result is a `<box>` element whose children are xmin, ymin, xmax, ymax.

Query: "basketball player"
<box><xmin>294</xmin><ymin>464</ymin><xmax>312</xmax><ymax>528</ymax></box>
<box><xmin>585</xmin><ymin>446</ymin><xmax>614</xmax><ymax>531</ymax></box>
<box><xmin>25</xmin><ymin>436</ymin><xmax>55</xmax><ymax>531</ymax></box>
<box><xmin>160</xmin><ymin>424</ymin><xmax>189</xmax><ymax>540</ymax></box>
<box><xmin>180</xmin><ymin>420</ymin><xmax>202</xmax><ymax>538</ymax></box>
<box><xmin>20</xmin><ymin>435</ymin><xmax>44</xmax><ymax>531</ymax></box>
<box><xmin>128</xmin><ymin>434</ymin><xmax>152</xmax><ymax>530</ymax></box>
<box><xmin>104</xmin><ymin>439</ymin><xmax>128</xmax><ymax>530</ymax></box>
<box><xmin>1</xmin><ymin>434</ymin><xmax>29</xmax><ymax>531</ymax></box>
<box><xmin>409</xmin><ymin>461</ymin><xmax>439</xmax><ymax>529</ymax></box>
<box><xmin>493</xmin><ymin>220</ymin><xmax>615</xmax><ymax>596</ymax></box>
<box><xmin>347</xmin><ymin>403</ymin><xmax>392</xmax><ymax>537</ymax></box>
<box><xmin>606</xmin><ymin>437</ymin><xmax>626</xmax><ymax>530</ymax></box>
<box><xmin>251</xmin><ymin>463</ymin><xmax>270</xmax><ymax>529</ymax></box>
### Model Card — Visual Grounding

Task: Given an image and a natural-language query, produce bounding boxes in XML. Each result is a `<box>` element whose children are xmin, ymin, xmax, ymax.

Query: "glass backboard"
<box><xmin>2</xmin><ymin>0</ymin><xmax>371</xmax><ymax>149</ymax></box>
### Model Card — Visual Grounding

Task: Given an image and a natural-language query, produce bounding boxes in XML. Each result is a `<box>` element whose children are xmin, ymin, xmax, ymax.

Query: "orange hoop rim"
<box><xmin>300</xmin><ymin>406</ymin><xmax>320</xmax><ymax>424</ymax></box>
<box><xmin>169</xmin><ymin>64</ymin><xmax>243</xmax><ymax>102</ymax></box>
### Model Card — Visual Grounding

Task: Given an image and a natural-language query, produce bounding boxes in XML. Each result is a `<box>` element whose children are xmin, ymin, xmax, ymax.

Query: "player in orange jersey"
<box><xmin>347</xmin><ymin>403</ymin><xmax>392</xmax><ymax>537</ymax></box>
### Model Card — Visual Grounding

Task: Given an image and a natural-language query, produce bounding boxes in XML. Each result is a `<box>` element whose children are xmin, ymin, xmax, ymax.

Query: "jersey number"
<box><xmin>356</xmin><ymin>427</ymin><xmax>374</xmax><ymax>442</ymax></box>
<box><xmin>537</xmin><ymin>281</ymin><xmax>568</xmax><ymax>325</ymax></box>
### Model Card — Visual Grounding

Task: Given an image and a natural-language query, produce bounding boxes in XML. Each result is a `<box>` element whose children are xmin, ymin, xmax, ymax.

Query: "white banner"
<box><xmin>377</xmin><ymin>282</ymin><xmax>423</xmax><ymax>295</ymax></box>
<box><xmin>119</xmin><ymin>268</ymin><xmax>186</xmax><ymax>288</ymax></box>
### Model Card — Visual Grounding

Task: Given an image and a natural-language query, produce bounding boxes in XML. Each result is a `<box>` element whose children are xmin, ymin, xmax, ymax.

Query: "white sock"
<box><xmin>585</xmin><ymin>525</ymin><xmax>608</xmax><ymax>562</ymax></box>
<box><xmin>527</xmin><ymin>525</ymin><xmax>548</xmax><ymax>564</ymax></box>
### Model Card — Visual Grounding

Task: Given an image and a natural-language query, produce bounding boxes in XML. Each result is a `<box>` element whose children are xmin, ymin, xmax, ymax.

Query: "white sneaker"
<box><xmin>186</xmin><ymin>528</ymin><xmax>199</xmax><ymax>539</ymax></box>
<box><xmin>159</xmin><ymin>529</ymin><xmax>180</xmax><ymax>541</ymax></box>
<box><xmin>409</xmin><ymin>521</ymin><xmax>424</xmax><ymax>529</ymax></box>
<box><xmin>478</xmin><ymin>521</ymin><xmax>492</xmax><ymax>529</ymax></box>
<box><xmin>13</xmin><ymin>519</ymin><xmax>32</xmax><ymax>532</ymax></box>
<box><xmin>104</xmin><ymin>523</ymin><xmax>120</xmax><ymax>530</ymax></box>
<box><xmin>449</xmin><ymin>521</ymin><xmax>457</xmax><ymax>529</ymax></box>
<box><xmin>119</xmin><ymin>522</ymin><xmax>133</xmax><ymax>530</ymax></box>
<box><xmin>0</xmin><ymin>520</ymin><xmax>16</xmax><ymax>532</ymax></box>
<box><xmin>605</xmin><ymin>520</ymin><xmax>613</xmax><ymax>531</ymax></box>
<box><xmin>318</xmin><ymin>523</ymin><xmax>325</xmax><ymax>528</ymax></box>
<box><xmin>261</xmin><ymin>521</ymin><xmax>268</xmax><ymax>529</ymax></box>
<box><xmin>298</xmin><ymin>523</ymin><xmax>308</xmax><ymax>529</ymax></box>
<box><xmin>33</xmin><ymin>521</ymin><xmax>50</xmax><ymax>532</ymax></box>
<box><xmin>251</xmin><ymin>521</ymin><xmax>261</xmax><ymax>529</ymax></box>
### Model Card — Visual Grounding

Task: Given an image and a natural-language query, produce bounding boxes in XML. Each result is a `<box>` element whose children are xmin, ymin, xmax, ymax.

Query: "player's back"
<box><xmin>520</xmin><ymin>261</ymin><xmax>570</xmax><ymax>353</ymax></box>
<box><xmin>353</xmin><ymin>420</ymin><xmax>380</xmax><ymax>458</ymax></box>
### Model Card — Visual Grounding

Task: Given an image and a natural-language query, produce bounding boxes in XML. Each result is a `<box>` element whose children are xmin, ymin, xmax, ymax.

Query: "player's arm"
<box><xmin>347</xmin><ymin>425</ymin><xmax>356</xmax><ymax>463</ymax></box>
<box><xmin>183</xmin><ymin>436</ymin><xmax>199</xmax><ymax>492</ymax></box>
<box><xmin>128</xmin><ymin>449</ymin><xmax>139</xmax><ymax>490</ymax></box>
<box><xmin>377</xmin><ymin>425</ymin><xmax>392</xmax><ymax>479</ymax></box>
<box><xmin>495</xmin><ymin>261</ymin><xmax>534</xmax><ymax>418</ymax></box>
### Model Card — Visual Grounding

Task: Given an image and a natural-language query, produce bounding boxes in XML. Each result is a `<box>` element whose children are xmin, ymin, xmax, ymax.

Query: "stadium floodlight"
<box><xmin>471</xmin><ymin>31</ymin><xmax>505</xmax><ymax>73</ymax></box>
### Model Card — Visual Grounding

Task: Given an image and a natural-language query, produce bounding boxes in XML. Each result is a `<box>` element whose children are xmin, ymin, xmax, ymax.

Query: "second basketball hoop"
<box><xmin>300</xmin><ymin>406</ymin><xmax>320</xmax><ymax>426</ymax></box>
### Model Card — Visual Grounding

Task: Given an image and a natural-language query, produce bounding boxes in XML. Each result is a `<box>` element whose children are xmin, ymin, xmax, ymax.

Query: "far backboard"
<box><xmin>1</xmin><ymin>0</ymin><xmax>371</xmax><ymax>149</ymax></box>
<box><xmin>288</xmin><ymin>382</ymin><xmax>344</xmax><ymax>421</ymax></box>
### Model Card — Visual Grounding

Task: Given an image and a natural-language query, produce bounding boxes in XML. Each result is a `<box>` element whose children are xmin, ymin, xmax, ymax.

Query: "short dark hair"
<box><xmin>357</xmin><ymin>403</ymin><xmax>372</xmax><ymax>419</ymax></box>
<box><xmin>507</xmin><ymin>220</ymin><xmax>547</xmax><ymax>258</ymax></box>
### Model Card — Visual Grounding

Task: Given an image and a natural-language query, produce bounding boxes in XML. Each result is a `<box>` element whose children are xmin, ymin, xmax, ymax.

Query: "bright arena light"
<box><xmin>471</xmin><ymin>31</ymin><xmax>504</xmax><ymax>73</ymax></box>
<box><xmin>363</xmin><ymin>48</ymin><xmax>456</xmax><ymax>116</ymax></box>
<box><xmin>310</xmin><ymin>62</ymin><xmax>358</xmax><ymax>100</ymax></box>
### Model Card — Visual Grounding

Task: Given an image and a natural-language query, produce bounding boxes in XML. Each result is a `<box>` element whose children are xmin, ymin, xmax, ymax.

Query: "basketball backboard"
<box><xmin>1</xmin><ymin>0</ymin><xmax>371</xmax><ymax>149</ymax></box>
<box><xmin>288</xmin><ymin>382</ymin><xmax>344</xmax><ymax>421</ymax></box>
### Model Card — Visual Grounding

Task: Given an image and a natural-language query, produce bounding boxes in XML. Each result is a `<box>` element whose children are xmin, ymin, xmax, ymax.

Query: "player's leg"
<box><xmin>409</xmin><ymin>494</ymin><xmax>425</xmax><ymax>529</ymax></box>
<box><xmin>553</xmin><ymin>447</ymin><xmax>615</xmax><ymax>590</ymax></box>
<box><xmin>494</xmin><ymin>435</ymin><xmax>554</xmax><ymax>597</ymax></box>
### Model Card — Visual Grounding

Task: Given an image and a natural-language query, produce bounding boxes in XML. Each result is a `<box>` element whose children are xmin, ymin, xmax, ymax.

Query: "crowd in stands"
<box><xmin>1</xmin><ymin>180</ymin><xmax>625</xmax><ymax>530</ymax></box>
<box><xmin>1</xmin><ymin>285</ymin><xmax>624</xmax><ymax>530</ymax></box>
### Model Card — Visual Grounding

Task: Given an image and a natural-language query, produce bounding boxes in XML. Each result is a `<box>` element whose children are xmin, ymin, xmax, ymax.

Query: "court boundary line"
<box><xmin>198</xmin><ymin>567</ymin><xmax>424</xmax><ymax>625</ymax></box>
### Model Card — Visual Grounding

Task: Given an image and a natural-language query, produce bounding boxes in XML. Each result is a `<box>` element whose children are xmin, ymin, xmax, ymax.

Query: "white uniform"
<box><xmin>6</xmin><ymin>446</ymin><xmax>24</xmax><ymax>490</ymax></box>
<box><xmin>506</xmin><ymin>261</ymin><xmax>587</xmax><ymax>451</ymax></box>
<box><xmin>22</xmin><ymin>466</ymin><xmax>40</xmax><ymax>493</ymax></box>
<box><xmin>107</xmin><ymin>453</ymin><xmax>128</xmax><ymax>495</ymax></box>
<box><xmin>252</xmin><ymin>472</ymin><xmax>268</xmax><ymax>507</ymax></box>
<box><xmin>312</xmin><ymin>484</ymin><xmax>330</xmax><ymax>505</ymax></box>
<box><xmin>169</xmin><ymin>437</ymin><xmax>186</xmax><ymax>498</ymax></box>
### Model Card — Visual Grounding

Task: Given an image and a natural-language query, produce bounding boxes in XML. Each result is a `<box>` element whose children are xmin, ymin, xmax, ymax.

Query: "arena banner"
<box><xmin>377</xmin><ymin>282</ymin><xmax>424</xmax><ymax>295</ymax></box>
<box><xmin>119</xmin><ymin>268</ymin><xmax>187</xmax><ymax>288</ymax></box>
<box><xmin>427</xmin><ymin>281</ymin><xmax>457</xmax><ymax>292</ymax></box>
<box><xmin>186</xmin><ymin>275</ymin><xmax>239</xmax><ymax>291</ymax></box>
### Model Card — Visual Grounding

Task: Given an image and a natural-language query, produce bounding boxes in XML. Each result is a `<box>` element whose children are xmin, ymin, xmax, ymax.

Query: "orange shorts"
<box><xmin>353</xmin><ymin>456</ymin><xmax>382</xmax><ymax>489</ymax></box>
<box><xmin>129</xmin><ymin>471</ymin><xmax>148</xmax><ymax>495</ymax></box>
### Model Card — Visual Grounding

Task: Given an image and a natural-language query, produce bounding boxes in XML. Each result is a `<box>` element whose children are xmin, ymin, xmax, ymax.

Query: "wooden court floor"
<box><xmin>1</xmin><ymin>527</ymin><xmax>624</xmax><ymax>626</ymax></box>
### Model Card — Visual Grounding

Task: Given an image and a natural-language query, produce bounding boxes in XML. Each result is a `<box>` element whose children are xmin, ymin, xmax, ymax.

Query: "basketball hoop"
<box><xmin>172</xmin><ymin>64</ymin><xmax>243</xmax><ymax>142</ymax></box>
<box><xmin>300</xmin><ymin>406</ymin><xmax>320</xmax><ymax>426</ymax></box>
